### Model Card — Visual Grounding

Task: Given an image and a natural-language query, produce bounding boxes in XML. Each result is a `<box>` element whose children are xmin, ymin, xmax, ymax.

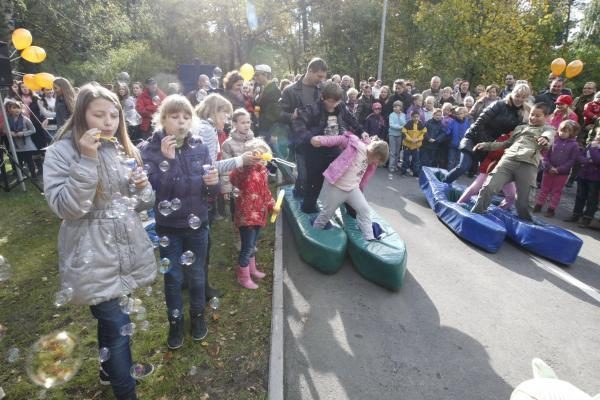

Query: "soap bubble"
<box><xmin>0</xmin><ymin>256</ymin><xmax>12</xmax><ymax>282</ymax></box>
<box><xmin>135</xmin><ymin>306</ymin><xmax>147</xmax><ymax>321</ymax></box>
<box><xmin>104</xmin><ymin>233</ymin><xmax>114</xmax><ymax>246</ymax></box>
<box><xmin>188</xmin><ymin>214</ymin><xmax>201</xmax><ymax>229</ymax></box>
<box><xmin>208</xmin><ymin>297</ymin><xmax>220</xmax><ymax>311</ymax></box>
<box><xmin>180</xmin><ymin>250</ymin><xmax>195</xmax><ymax>266</ymax></box>
<box><xmin>212</xmin><ymin>67</ymin><xmax>222</xmax><ymax>78</ymax></box>
<box><xmin>120</xmin><ymin>323</ymin><xmax>136</xmax><ymax>337</ymax></box>
<box><xmin>158</xmin><ymin>200</ymin><xmax>173</xmax><ymax>216</ymax></box>
<box><xmin>139</xmin><ymin>320</ymin><xmax>150</xmax><ymax>331</ymax></box>
<box><xmin>171</xmin><ymin>309</ymin><xmax>181</xmax><ymax>319</ymax></box>
<box><xmin>129</xmin><ymin>363</ymin><xmax>152</xmax><ymax>380</ymax></box>
<box><xmin>0</xmin><ymin>324</ymin><xmax>6</xmax><ymax>341</ymax></box>
<box><xmin>54</xmin><ymin>288</ymin><xmax>74</xmax><ymax>308</ymax></box>
<box><xmin>159</xmin><ymin>161</ymin><xmax>170</xmax><ymax>172</ymax></box>
<box><xmin>140</xmin><ymin>186</ymin><xmax>153</xmax><ymax>203</ymax></box>
<box><xmin>170</xmin><ymin>198</ymin><xmax>182</xmax><ymax>211</ymax></box>
<box><xmin>81</xmin><ymin>200</ymin><xmax>93</xmax><ymax>212</ymax></box>
<box><xmin>189</xmin><ymin>365</ymin><xmax>198</xmax><ymax>376</ymax></box>
<box><xmin>159</xmin><ymin>258</ymin><xmax>171</xmax><ymax>274</ymax></box>
<box><xmin>209</xmin><ymin>77</ymin><xmax>219</xmax><ymax>89</ymax></box>
<box><xmin>7</xmin><ymin>347</ymin><xmax>20</xmax><ymax>363</ymax></box>
<box><xmin>81</xmin><ymin>249</ymin><xmax>94</xmax><ymax>265</ymax></box>
<box><xmin>159</xmin><ymin>236</ymin><xmax>170</xmax><ymax>247</ymax></box>
<box><xmin>188</xmin><ymin>134</ymin><xmax>202</xmax><ymax>149</ymax></box>
<box><xmin>26</xmin><ymin>331</ymin><xmax>82</xmax><ymax>389</ymax></box>
<box><xmin>98</xmin><ymin>347</ymin><xmax>111</xmax><ymax>363</ymax></box>
<box><xmin>120</xmin><ymin>297</ymin><xmax>135</xmax><ymax>315</ymax></box>
<box><xmin>145</xmin><ymin>287</ymin><xmax>153</xmax><ymax>297</ymax></box>
<box><xmin>232</xmin><ymin>187</ymin><xmax>240</xmax><ymax>198</ymax></box>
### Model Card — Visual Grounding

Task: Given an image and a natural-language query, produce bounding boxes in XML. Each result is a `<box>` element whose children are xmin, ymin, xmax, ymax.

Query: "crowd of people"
<box><xmin>1</xmin><ymin>56</ymin><xmax>599</xmax><ymax>400</ymax></box>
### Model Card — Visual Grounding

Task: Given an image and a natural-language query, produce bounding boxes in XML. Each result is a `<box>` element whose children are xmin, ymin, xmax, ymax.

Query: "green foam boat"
<box><xmin>282</xmin><ymin>186</ymin><xmax>347</xmax><ymax>274</ymax></box>
<box><xmin>338</xmin><ymin>206</ymin><xmax>407</xmax><ymax>291</ymax></box>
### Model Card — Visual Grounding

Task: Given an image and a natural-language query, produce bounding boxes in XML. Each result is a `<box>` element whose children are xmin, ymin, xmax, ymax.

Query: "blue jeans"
<box><xmin>159</xmin><ymin>226</ymin><xmax>209</xmax><ymax>315</ymax></box>
<box><xmin>239</xmin><ymin>226</ymin><xmax>261</xmax><ymax>267</ymax></box>
<box><xmin>447</xmin><ymin>147</ymin><xmax>461</xmax><ymax>171</ymax></box>
<box><xmin>420</xmin><ymin>147</ymin><xmax>437</xmax><ymax>167</ymax></box>
<box><xmin>443</xmin><ymin>151</ymin><xmax>472</xmax><ymax>183</ymax></box>
<box><xmin>401</xmin><ymin>148</ymin><xmax>421</xmax><ymax>175</ymax></box>
<box><xmin>90</xmin><ymin>298</ymin><xmax>136</xmax><ymax>400</ymax></box>
<box><xmin>388</xmin><ymin>135</ymin><xmax>402</xmax><ymax>170</ymax></box>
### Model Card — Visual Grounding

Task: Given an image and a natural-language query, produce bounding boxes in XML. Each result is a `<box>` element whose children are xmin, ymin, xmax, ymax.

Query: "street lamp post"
<box><xmin>377</xmin><ymin>0</ymin><xmax>388</xmax><ymax>81</ymax></box>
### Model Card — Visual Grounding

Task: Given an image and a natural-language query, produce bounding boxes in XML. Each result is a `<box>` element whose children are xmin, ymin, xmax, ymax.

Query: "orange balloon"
<box><xmin>565</xmin><ymin>60</ymin><xmax>583</xmax><ymax>79</ymax></box>
<box><xmin>34</xmin><ymin>73</ymin><xmax>55</xmax><ymax>89</ymax></box>
<box><xmin>23</xmin><ymin>74</ymin><xmax>42</xmax><ymax>91</ymax></box>
<box><xmin>21</xmin><ymin>46</ymin><xmax>47</xmax><ymax>63</ymax></box>
<box><xmin>550</xmin><ymin>58</ymin><xmax>566</xmax><ymax>76</ymax></box>
<box><xmin>12</xmin><ymin>28</ymin><xmax>33</xmax><ymax>50</ymax></box>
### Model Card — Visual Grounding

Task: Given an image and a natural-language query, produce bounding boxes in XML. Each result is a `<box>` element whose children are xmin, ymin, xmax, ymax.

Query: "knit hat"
<box><xmin>555</xmin><ymin>95</ymin><xmax>573</xmax><ymax>106</ymax></box>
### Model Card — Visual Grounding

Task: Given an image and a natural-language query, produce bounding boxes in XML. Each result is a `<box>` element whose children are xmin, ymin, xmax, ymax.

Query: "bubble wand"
<box><xmin>270</xmin><ymin>189</ymin><xmax>285</xmax><ymax>223</ymax></box>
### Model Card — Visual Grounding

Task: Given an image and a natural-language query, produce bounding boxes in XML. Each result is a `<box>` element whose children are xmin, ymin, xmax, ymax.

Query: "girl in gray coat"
<box><xmin>5</xmin><ymin>99</ymin><xmax>38</xmax><ymax>177</ymax></box>
<box><xmin>43</xmin><ymin>83</ymin><xmax>157</xmax><ymax>400</ymax></box>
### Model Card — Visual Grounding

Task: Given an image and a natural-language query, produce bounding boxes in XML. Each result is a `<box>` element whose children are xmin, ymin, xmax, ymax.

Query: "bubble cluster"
<box><xmin>26</xmin><ymin>331</ymin><xmax>82</xmax><ymax>389</ymax></box>
<box><xmin>120</xmin><ymin>323</ymin><xmax>136</xmax><ymax>337</ymax></box>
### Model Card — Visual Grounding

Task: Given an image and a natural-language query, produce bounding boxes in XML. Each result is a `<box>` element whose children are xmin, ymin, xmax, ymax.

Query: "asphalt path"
<box><xmin>282</xmin><ymin>169</ymin><xmax>600</xmax><ymax>400</ymax></box>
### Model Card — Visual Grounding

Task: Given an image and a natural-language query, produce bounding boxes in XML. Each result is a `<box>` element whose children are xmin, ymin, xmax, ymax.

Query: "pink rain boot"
<box><xmin>236</xmin><ymin>266</ymin><xmax>258</xmax><ymax>289</ymax></box>
<box><xmin>248</xmin><ymin>257</ymin><xmax>266</xmax><ymax>279</ymax></box>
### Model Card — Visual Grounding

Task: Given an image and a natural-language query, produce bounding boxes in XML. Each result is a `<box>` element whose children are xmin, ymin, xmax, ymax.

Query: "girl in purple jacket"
<box><xmin>309</xmin><ymin>132</ymin><xmax>388</xmax><ymax>240</ymax></box>
<box><xmin>565</xmin><ymin>129</ymin><xmax>600</xmax><ymax>227</ymax></box>
<box><xmin>534</xmin><ymin>120</ymin><xmax>581</xmax><ymax>217</ymax></box>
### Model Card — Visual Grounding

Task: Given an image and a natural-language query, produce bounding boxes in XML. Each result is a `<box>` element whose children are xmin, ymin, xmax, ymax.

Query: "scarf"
<box><xmin>8</xmin><ymin>114</ymin><xmax>25</xmax><ymax>133</ymax></box>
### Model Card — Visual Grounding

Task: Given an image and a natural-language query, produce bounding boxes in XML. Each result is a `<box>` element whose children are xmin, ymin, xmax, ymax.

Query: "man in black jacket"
<box><xmin>279</xmin><ymin>58</ymin><xmax>328</xmax><ymax>197</ymax></box>
<box><xmin>390</xmin><ymin>79</ymin><xmax>413</xmax><ymax>113</ymax></box>
<box><xmin>292</xmin><ymin>82</ymin><xmax>365</xmax><ymax>213</ymax></box>
<box><xmin>535</xmin><ymin>78</ymin><xmax>566</xmax><ymax>113</ymax></box>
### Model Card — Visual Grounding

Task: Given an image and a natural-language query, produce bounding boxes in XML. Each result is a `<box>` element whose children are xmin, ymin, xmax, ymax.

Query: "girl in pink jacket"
<box><xmin>310</xmin><ymin>132</ymin><xmax>388</xmax><ymax>240</ymax></box>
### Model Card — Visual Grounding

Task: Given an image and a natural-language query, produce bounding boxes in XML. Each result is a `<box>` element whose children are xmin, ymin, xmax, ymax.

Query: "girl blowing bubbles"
<box><xmin>229</xmin><ymin>138</ymin><xmax>275</xmax><ymax>289</ymax></box>
<box><xmin>310</xmin><ymin>132</ymin><xmax>389</xmax><ymax>241</ymax></box>
<box><xmin>140</xmin><ymin>95</ymin><xmax>220</xmax><ymax>350</ymax></box>
<box><xmin>43</xmin><ymin>83</ymin><xmax>156</xmax><ymax>400</ymax></box>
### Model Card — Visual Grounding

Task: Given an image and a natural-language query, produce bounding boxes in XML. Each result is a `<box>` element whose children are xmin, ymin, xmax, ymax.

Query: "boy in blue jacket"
<box><xmin>421</xmin><ymin>109</ymin><xmax>446</xmax><ymax>167</ymax></box>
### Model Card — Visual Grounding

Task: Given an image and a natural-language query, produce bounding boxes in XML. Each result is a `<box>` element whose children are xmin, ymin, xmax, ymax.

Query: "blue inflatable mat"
<box><xmin>489</xmin><ymin>207</ymin><xmax>583</xmax><ymax>265</ymax></box>
<box><xmin>419</xmin><ymin>167</ymin><xmax>507</xmax><ymax>253</ymax></box>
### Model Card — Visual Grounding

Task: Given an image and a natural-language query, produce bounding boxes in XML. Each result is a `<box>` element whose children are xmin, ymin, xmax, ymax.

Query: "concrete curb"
<box><xmin>268</xmin><ymin>215</ymin><xmax>284</xmax><ymax>399</ymax></box>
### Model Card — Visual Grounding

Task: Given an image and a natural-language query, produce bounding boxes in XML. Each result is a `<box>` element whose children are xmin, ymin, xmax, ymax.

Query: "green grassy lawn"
<box><xmin>0</xmin><ymin>181</ymin><xmax>274</xmax><ymax>399</ymax></box>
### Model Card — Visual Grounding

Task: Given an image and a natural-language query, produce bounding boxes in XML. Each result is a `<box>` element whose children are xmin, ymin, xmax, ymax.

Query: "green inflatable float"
<box><xmin>282</xmin><ymin>186</ymin><xmax>347</xmax><ymax>274</ymax></box>
<box><xmin>337</xmin><ymin>206</ymin><xmax>407</xmax><ymax>291</ymax></box>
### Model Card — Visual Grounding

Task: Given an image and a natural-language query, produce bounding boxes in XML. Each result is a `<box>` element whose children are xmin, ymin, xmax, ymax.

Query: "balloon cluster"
<box><xmin>11</xmin><ymin>28</ymin><xmax>55</xmax><ymax>90</ymax></box>
<box><xmin>550</xmin><ymin>58</ymin><xmax>584</xmax><ymax>79</ymax></box>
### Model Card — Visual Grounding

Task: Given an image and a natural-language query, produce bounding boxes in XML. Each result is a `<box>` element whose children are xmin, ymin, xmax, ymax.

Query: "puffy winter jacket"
<box><xmin>43</xmin><ymin>133</ymin><xmax>157</xmax><ymax>305</ymax></box>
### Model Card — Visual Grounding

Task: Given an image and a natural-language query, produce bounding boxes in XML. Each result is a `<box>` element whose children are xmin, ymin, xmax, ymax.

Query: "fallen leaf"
<box><xmin>211</xmin><ymin>312</ymin><xmax>220</xmax><ymax>321</ymax></box>
<box><xmin>163</xmin><ymin>352</ymin><xmax>173</xmax><ymax>362</ymax></box>
<box><xmin>207</xmin><ymin>343</ymin><xmax>220</xmax><ymax>357</ymax></box>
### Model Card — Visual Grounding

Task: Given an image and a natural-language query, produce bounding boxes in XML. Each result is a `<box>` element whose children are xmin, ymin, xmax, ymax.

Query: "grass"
<box><xmin>0</xmin><ymin>180</ymin><xmax>274</xmax><ymax>400</ymax></box>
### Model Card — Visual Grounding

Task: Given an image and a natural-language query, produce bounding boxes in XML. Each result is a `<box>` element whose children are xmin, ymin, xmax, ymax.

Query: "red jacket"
<box><xmin>479</xmin><ymin>133</ymin><xmax>511</xmax><ymax>174</ymax></box>
<box><xmin>135</xmin><ymin>89</ymin><xmax>166</xmax><ymax>132</ymax></box>
<box><xmin>583</xmin><ymin>100</ymin><xmax>600</xmax><ymax>126</ymax></box>
<box><xmin>230</xmin><ymin>164</ymin><xmax>275</xmax><ymax>227</ymax></box>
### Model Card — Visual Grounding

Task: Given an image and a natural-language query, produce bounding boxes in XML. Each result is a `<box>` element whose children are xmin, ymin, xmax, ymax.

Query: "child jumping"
<box><xmin>471</xmin><ymin>103</ymin><xmax>555</xmax><ymax>221</ymax></box>
<box><xmin>533</xmin><ymin>120</ymin><xmax>581</xmax><ymax>217</ymax></box>
<box><xmin>229</xmin><ymin>138</ymin><xmax>275</xmax><ymax>289</ymax></box>
<box><xmin>310</xmin><ymin>132</ymin><xmax>389</xmax><ymax>240</ymax></box>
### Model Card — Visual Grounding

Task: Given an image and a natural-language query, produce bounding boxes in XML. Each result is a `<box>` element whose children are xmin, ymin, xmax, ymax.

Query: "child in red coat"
<box><xmin>229</xmin><ymin>138</ymin><xmax>275</xmax><ymax>289</ymax></box>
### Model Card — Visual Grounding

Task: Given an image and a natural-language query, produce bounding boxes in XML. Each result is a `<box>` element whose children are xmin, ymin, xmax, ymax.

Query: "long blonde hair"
<box><xmin>55</xmin><ymin>82</ymin><xmax>141</xmax><ymax>164</ymax></box>
<box><xmin>506</xmin><ymin>83</ymin><xmax>531</xmax><ymax>123</ymax></box>
<box><xmin>53</xmin><ymin>77</ymin><xmax>76</xmax><ymax>114</ymax></box>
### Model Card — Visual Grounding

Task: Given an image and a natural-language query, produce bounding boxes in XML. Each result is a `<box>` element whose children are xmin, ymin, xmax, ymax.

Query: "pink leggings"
<box><xmin>457</xmin><ymin>173</ymin><xmax>516</xmax><ymax>208</ymax></box>
<box><xmin>536</xmin><ymin>172</ymin><xmax>569</xmax><ymax>210</ymax></box>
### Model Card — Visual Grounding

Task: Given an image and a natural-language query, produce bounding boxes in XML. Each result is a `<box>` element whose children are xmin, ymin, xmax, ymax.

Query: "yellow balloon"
<box><xmin>240</xmin><ymin>63</ymin><xmax>255</xmax><ymax>81</ymax></box>
<box><xmin>12</xmin><ymin>28</ymin><xmax>33</xmax><ymax>50</ymax></box>
<box><xmin>23</xmin><ymin>74</ymin><xmax>42</xmax><ymax>91</ymax></box>
<box><xmin>550</xmin><ymin>58</ymin><xmax>566</xmax><ymax>76</ymax></box>
<box><xmin>565</xmin><ymin>60</ymin><xmax>584</xmax><ymax>79</ymax></box>
<box><xmin>34</xmin><ymin>73</ymin><xmax>55</xmax><ymax>89</ymax></box>
<box><xmin>21</xmin><ymin>46</ymin><xmax>47</xmax><ymax>64</ymax></box>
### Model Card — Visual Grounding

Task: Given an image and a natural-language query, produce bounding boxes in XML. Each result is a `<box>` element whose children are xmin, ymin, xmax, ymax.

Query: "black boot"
<box><xmin>564</xmin><ymin>214</ymin><xmax>580</xmax><ymax>222</ymax></box>
<box><xmin>167</xmin><ymin>315</ymin><xmax>184</xmax><ymax>350</ymax></box>
<box><xmin>190</xmin><ymin>310</ymin><xmax>208</xmax><ymax>341</ymax></box>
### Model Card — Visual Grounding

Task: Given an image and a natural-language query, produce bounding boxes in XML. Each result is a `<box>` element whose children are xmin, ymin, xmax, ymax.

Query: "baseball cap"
<box><xmin>555</xmin><ymin>95</ymin><xmax>573</xmax><ymax>106</ymax></box>
<box><xmin>145</xmin><ymin>78</ymin><xmax>156</xmax><ymax>85</ymax></box>
<box><xmin>255</xmin><ymin>64</ymin><xmax>272</xmax><ymax>74</ymax></box>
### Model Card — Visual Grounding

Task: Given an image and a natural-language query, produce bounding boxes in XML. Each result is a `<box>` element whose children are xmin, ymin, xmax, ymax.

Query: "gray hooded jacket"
<box><xmin>43</xmin><ymin>134</ymin><xmax>157</xmax><ymax>305</ymax></box>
